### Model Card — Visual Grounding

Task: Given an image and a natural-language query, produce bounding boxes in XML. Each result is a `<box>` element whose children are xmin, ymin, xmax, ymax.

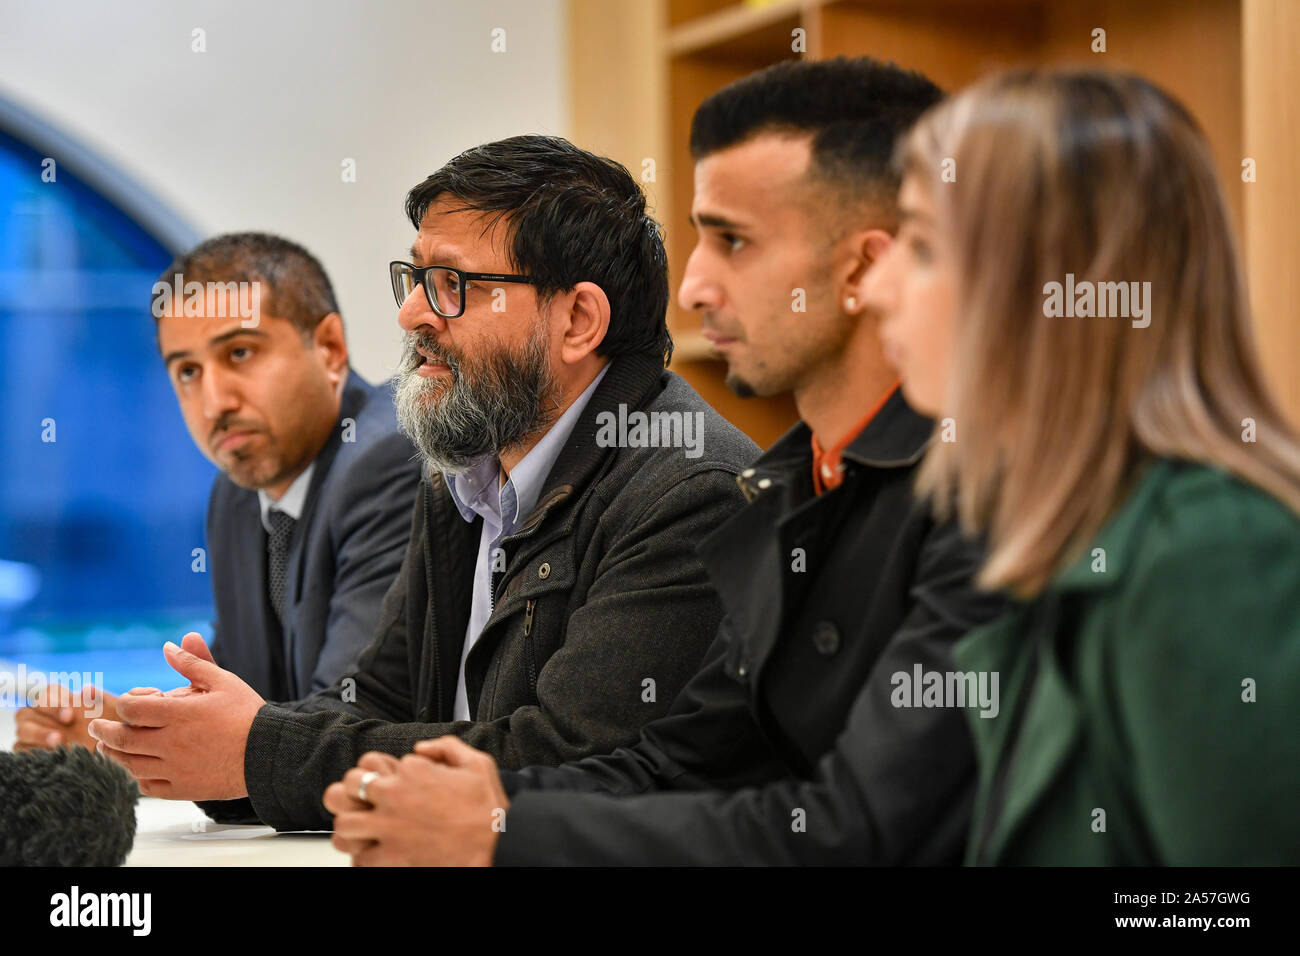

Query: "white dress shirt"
<box><xmin>257</xmin><ymin>462</ymin><xmax>316</xmax><ymax>532</ymax></box>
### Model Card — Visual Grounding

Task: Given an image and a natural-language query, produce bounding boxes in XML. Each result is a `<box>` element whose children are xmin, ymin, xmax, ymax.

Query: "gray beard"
<box><xmin>393</xmin><ymin>327</ymin><xmax>560</xmax><ymax>476</ymax></box>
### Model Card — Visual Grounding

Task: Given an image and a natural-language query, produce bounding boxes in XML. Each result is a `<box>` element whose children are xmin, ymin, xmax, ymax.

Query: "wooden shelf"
<box><xmin>667</xmin><ymin>0</ymin><xmax>809</xmax><ymax>59</ymax></box>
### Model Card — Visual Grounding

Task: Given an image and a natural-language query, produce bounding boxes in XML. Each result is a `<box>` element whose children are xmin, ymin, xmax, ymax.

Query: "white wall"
<box><xmin>0</xmin><ymin>0</ymin><xmax>570</xmax><ymax>381</ymax></box>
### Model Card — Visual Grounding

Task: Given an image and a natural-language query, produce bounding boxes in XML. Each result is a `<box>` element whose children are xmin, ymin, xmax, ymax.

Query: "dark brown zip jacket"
<box><xmin>204</xmin><ymin>353</ymin><xmax>758</xmax><ymax>831</ymax></box>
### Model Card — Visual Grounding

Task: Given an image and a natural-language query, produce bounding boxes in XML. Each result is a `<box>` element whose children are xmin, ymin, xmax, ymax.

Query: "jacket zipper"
<box><xmin>488</xmin><ymin>498</ymin><xmax>565</xmax><ymax>611</ymax></box>
<box><xmin>523</xmin><ymin>600</ymin><xmax>538</xmax><ymax>692</ymax></box>
<box><xmin>422</xmin><ymin>482</ymin><xmax>441</xmax><ymax>720</ymax></box>
<box><xmin>483</xmin><ymin>500</ymin><xmax>562</xmax><ymax>698</ymax></box>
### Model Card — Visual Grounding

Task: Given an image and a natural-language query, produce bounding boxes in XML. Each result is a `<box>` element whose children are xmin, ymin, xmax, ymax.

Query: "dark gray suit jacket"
<box><xmin>205</xmin><ymin>368</ymin><xmax>422</xmax><ymax>701</ymax></box>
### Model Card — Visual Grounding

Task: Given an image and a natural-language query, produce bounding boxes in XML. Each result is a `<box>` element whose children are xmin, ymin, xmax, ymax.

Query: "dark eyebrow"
<box><xmin>163</xmin><ymin>327</ymin><xmax>270</xmax><ymax>368</ymax></box>
<box><xmin>690</xmin><ymin>212</ymin><xmax>747</xmax><ymax>232</ymax></box>
<box><xmin>408</xmin><ymin>245</ymin><xmax>466</xmax><ymax>270</ymax></box>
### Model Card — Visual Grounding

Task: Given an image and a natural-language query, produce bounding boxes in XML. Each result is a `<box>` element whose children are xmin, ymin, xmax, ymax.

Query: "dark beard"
<box><xmin>724</xmin><ymin>370</ymin><xmax>756</xmax><ymax>399</ymax></box>
<box><xmin>393</xmin><ymin>325</ymin><xmax>560</xmax><ymax>476</ymax></box>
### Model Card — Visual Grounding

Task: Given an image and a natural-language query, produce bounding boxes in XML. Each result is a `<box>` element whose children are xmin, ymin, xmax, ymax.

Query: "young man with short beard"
<box><xmin>86</xmin><ymin>136</ymin><xmax>759</xmax><ymax>831</ymax></box>
<box><xmin>325</xmin><ymin>57</ymin><xmax>1009</xmax><ymax>866</ymax></box>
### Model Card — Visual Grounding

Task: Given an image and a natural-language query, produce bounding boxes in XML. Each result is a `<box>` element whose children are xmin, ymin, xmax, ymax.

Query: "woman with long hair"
<box><xmin>861</xmin><ymin>68</ymin><xmax>1300</xmax><ymax>864</ymax></box>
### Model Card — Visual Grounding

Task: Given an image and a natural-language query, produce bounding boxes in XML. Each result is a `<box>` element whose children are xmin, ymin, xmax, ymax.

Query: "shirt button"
<box><xmin>538</xmin><ymin>562</ymin><xmax>551</xmax><ymax>579</ymax></box>
<box><xmin>741</xmin><ymin>468</ymin><xmax>756</xmax><ymax>478</ymax></box>
<box><xmin>812</xmin><ymin>621</ymin><xmax>841</xmax><ymax>656</ymax></box>
<box><xmin>757</xmin><ymin>478</ymin><xmax>772</xmax><ymax>490</ymax></box>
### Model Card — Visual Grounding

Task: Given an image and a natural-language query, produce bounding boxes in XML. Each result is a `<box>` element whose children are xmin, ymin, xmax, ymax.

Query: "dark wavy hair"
<box><xmin>405</xmin><ymin>135</ymin><xmax>671</xmax><ymax>365</ymax></box>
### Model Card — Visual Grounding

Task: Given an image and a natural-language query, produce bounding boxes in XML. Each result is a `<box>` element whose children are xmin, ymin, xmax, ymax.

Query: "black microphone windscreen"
<box><xmin>0</xmin><ymin>746</ymin><xmax>139</xmax><ymax>866</ymax></box>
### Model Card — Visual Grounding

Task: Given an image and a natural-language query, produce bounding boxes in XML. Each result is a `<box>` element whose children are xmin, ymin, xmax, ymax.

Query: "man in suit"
<box><xmin>323</xmin><ymin>57</ymin><xmax>1009</xmax><ymax>866</ymax></box>
<box><xmin>15</xmin><ymin>233</ymin><xmax>421</xmax><ymax>751</ymax></box>
<box><xmin>86</xmin><ymin>137</ymin><xmax>759</xmax><ymax>830</ymax></box>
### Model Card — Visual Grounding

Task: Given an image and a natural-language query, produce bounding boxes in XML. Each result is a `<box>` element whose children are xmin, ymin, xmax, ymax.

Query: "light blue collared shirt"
<box><xmin>444</xmin><ymin>363</ymin><xmax>609</xmax><ymax>721</ymax></box>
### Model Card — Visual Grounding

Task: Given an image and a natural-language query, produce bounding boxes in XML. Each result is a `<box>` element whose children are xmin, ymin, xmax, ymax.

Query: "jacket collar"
<box><xmin>697</xmin><ymin>388</ymin><xmax>933</xmax><ymax>697</ymax></box>
<box><xmin>958</xmin><ymin>602</ymin><xmax>1084</xmax><ymax>865</ymax></box>
<box><xmin>300</xmin><ymin>366</ymin><xmax>369</xmax><ymax>511</ymax></box>
<box><xmin>736</xmin><ymin>387</ymin><xmax>933</xmax><ymax>502</ymax></box>
<box><xmin>958</xmin><ymin>457</ymin><xmax>1177</xmax><ymax>863</ymax></box>
<box><xmin>444</xmin><ymin>364</ymin><xmax>609</xmax><ymax>530</ymax></box>
<box><xmin>1046</xmin><ymin>457</ymin><xmax>1170</xmax><ymax>594</ymax></box>
<box><xmin>271</xmin><ymin>367</ymin><xmax>371</xmax><ymax>629</ymax></box>
<box><xmin>513</xmin><ymin>352</ymin><xmax>665</xmax><ymax>534</ymax></box>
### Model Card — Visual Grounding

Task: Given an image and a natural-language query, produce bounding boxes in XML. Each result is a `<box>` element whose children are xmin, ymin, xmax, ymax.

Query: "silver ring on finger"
<box><xmin>357</xmin><ymin>770</ymin><xmax>380</xmax><ymax>804</ymax></box>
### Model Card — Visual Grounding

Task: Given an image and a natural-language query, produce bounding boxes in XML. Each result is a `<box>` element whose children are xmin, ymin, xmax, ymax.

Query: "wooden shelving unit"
<box><xmin>570</xmin><ymin>0</ymin><xmax>1299</xmax><ymax>448</ymax></box>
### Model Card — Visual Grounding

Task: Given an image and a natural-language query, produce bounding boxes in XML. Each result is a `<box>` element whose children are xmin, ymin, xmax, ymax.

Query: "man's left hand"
<box><xmin>325</xmin><ymin>736</ymin><xmax>509</xmax><ymax>866</ymax></box>
<box><xmin>87</xmin><ymin>633</ymin><xmax>265</xmax><ymax>801</ymax></box>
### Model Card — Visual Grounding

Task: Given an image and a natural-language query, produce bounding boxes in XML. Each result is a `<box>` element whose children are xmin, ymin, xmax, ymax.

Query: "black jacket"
<box><xmin>206</xmin><ymin>369</ymin><xmax>420</xmax><ymax>700</ymax></box>
<box><xmin>218</xmin><ymin>353</ymin><xmax>759</xmax><ymax>831</ymax></box>
<box><xmin>494</xmin><ymin>389</ymin><xmax>1008</xmax><ymax>864</ymax></box>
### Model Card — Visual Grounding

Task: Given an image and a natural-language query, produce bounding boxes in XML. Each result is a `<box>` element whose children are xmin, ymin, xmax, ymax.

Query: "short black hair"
<box><xmin>405</xmin><ymin>135</ymin><xmax>671</xmax><ymax>365</ymax></box>
<box><xmin>153</xmin><ymin>231</ymin><xmax>340</xmax><ymax>336</ymax></box>
<box><xmin>690</xmin><ymin>57</ymin><xmax>944</xmax><ymax>222</ymax></box>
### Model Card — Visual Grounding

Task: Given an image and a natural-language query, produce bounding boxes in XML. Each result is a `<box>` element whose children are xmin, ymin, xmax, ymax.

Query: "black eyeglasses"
<box><xmin>389</xmin><ymin>261</ymin><xmax>537</xmax><ymax>319</ymax></box>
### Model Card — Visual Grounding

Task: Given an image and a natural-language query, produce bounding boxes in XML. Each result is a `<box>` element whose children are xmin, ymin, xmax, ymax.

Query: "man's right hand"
<box><xmin>15</xmin><ymin>684</ymin><xmax>122</xmax><ymax>751</ymax></box>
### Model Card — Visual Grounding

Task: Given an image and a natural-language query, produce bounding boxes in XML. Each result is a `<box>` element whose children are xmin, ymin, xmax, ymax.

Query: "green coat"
<box><xmin>955</xmin><ymin>458</ymin><xmax>1300</xmax><ymax>865</ymax></box>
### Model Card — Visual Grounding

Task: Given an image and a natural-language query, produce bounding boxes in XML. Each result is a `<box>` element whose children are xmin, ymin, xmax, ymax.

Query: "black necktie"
<box><xmin>266</xmin><ymin>509</ymin><xmax>296</xmax><ymax>623</ymax></box>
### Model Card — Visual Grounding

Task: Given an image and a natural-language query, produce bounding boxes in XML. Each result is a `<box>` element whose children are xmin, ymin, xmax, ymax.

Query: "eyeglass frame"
<box><xmin>389</xmin><ymin>260</ymin><xmax>538</xmax><ymax>319</ymax></box>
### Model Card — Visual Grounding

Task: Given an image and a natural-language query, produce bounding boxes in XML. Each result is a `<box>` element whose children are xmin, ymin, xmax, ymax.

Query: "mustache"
<box><xmin>209</xmin><ymin>415</ymin><xmax>265</xmax><ymax>446</ymax></box>
<box><xmin>402</xmin><ymin>329</ymin><xmax>462</xmax><ymax>377</ymax></box>
<box><xmin>699</xmin><ymin>314</ymin><xmax>743</xmax><ymax>341</ymax></box>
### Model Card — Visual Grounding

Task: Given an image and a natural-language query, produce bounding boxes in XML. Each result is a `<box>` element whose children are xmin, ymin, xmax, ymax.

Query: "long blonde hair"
<box><xmin>902</xmin><ymin>68</ymin><xmax>1300</xmax><ymax>597</ymax></box>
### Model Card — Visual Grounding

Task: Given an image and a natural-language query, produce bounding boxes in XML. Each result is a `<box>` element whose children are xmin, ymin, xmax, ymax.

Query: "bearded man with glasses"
<box><xmin>88</xmin><ymin>136</ymin><xmax>759</xmax><ymax>831</ymax></box>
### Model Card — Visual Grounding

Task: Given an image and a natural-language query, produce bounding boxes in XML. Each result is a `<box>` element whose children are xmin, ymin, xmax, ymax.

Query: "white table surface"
<box><xmin>0</xmin><ymin>706</ymin><xmax>347</xmax><ymax>866</ymax></box>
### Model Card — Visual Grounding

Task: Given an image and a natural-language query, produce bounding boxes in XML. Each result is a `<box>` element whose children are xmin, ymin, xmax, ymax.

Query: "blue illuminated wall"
<box><xmin>0</xmin><ymin>122</ymin><xmax>215</xmax><ymax>692</ymax></box>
